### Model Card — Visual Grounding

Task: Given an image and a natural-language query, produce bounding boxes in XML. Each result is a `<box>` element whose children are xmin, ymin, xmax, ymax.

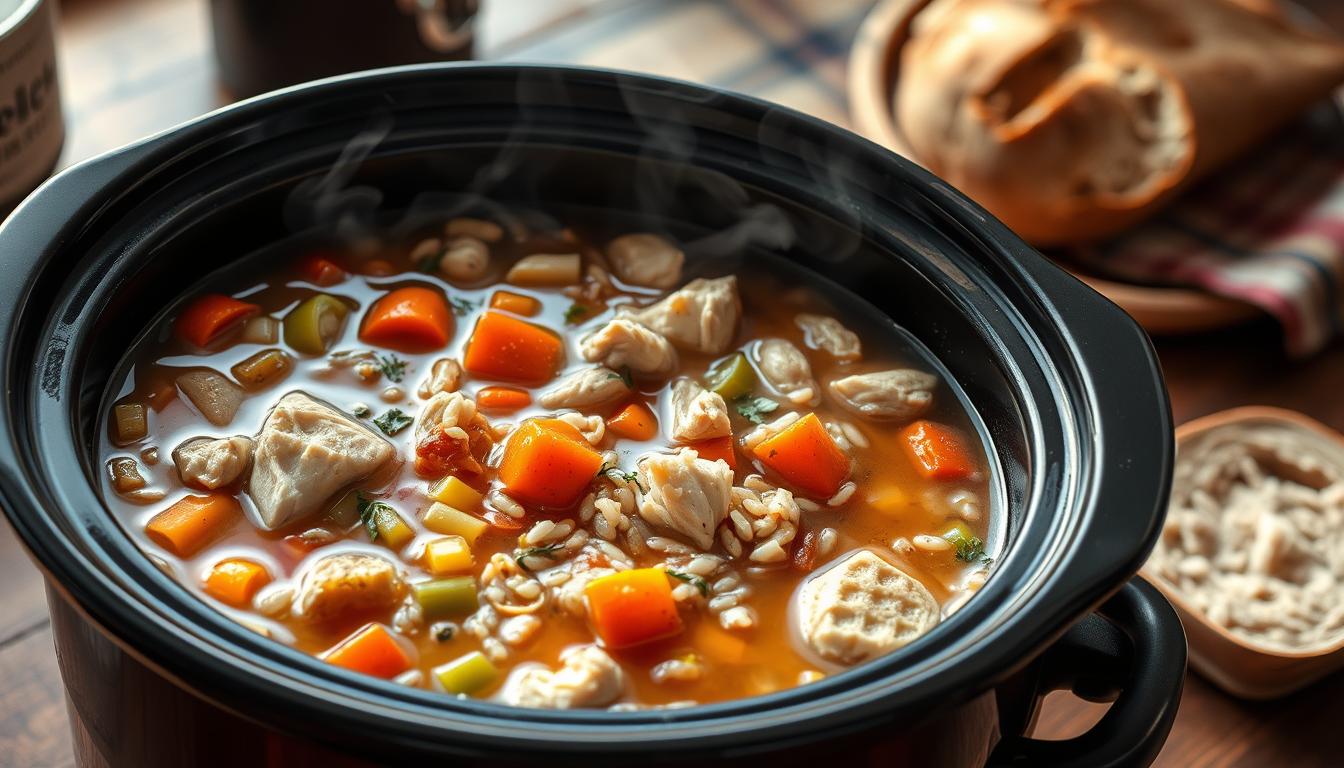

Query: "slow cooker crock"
<box><xmin>0</xmin><ymin>64</ymin><xmax>1182</xmax><ymax>767</ymax></box>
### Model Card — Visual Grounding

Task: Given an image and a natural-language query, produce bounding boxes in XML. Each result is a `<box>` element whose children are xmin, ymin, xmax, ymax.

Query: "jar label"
<box><xmin>0</xmin><ymin>0</ymin><xmax>62</xmax><ymax>207</ymax></box>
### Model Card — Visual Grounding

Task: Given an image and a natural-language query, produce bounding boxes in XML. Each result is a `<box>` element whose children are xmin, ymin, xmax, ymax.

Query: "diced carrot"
<box><xmin>901</xmin><ymin>420</ymin><xmax>977</xmax><ymax>481</ymax></box>
<box><xmin>299</xmin><ymin>253</ymin><xmax>346</xmax><ymax>286</ymax></box>
<box><xmin>499</xmin><ymin>419</ymin><xmax>604</xmax><ymax>507</ymax></box>
<box><xmin>361</xmin><ymin>259</ymin><xmax>396</xmax><ymax>276</ymax></box>
<box><xmin>584</xmin><ymin>568</ymin><xmax>684</xmax><ymax>650</ymax></box>
<box><xmin>607</xmin><ymin>402</ymin><xmax>658</xmax><ymax>441</ymax></box>
<box><xmin>322</xmin><ymin>623</ymin><xmax>412</xmax><ymax>678</ymax></box>
<box><xmin>752</xmin><ymin>413</ymin><xmax>849</xmax><ymax>498</ymax></box>
<box><xmin>688</xmin><ymin>435</ymin><xmax>737</xmax><ymax>470</ymax></box>
<box><xmin>359</xmin><ymin>286</ymin><xmax>455</xmax><ymax>351</ymax></box>
<box><xmin>175</xmin><ymin>294</ymin><xmax>260</xmax><ymax>348</ymax></box>
<box><xmin>144</xmin><ymin>494</ymin><xmax>242</xmax><ymax>557</ymax></box>
<box><xmin>489</xmin><ymin>290</ymin><xmax>541</xmax><ymax>317</ymax></box>
<box><xmin>475</xmin><ymin>385</ymin><xmax>532</xmax><ymax>412</ymax></box>
<box><xmin>463</xmin><ymin>311</ymin><xmax>563</xmax><ymax>384</ymax></box>
<box><xmin>692</xmin><ymin>620</ymin><xmax>749</xmax><ymax>664</ymax></box>
<box><xmin>203</xmin><ymin>558</ymin><xmax>272</xmax><ymax>607</ymax></box>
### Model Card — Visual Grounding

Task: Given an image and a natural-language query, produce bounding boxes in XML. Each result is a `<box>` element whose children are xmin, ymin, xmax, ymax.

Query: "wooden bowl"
<box><xmin>1142</xmin><ymin>406</ymin><xmax>1344</xmax><ymax>699</ymax></box>
<box><xmin>847</xmin><ymin>0</ymin><xmax>1264</xmax><ymax>335</ymax></box>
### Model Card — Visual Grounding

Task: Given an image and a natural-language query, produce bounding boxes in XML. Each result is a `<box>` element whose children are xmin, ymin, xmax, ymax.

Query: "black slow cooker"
<box><xmin>0</xmin><ymin>64</ymin><xmax>1183</xmax><ymax>767</ymax></box>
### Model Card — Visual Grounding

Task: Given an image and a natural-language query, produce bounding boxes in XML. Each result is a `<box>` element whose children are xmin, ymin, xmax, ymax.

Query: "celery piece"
<box><xmin>435</xmin><ymin>651</ymin><xmax>498</xmax><ymax>696</ymax></box>
<box><xmin>230</xmin><ymin>348</ymin><xmax>294</xmax><ymax>390</ymax></box>
<box><xmin>707</xmin><ymin>353</ymin><xmax>756</xmax><ymax>401</ymax></box>
<box><xmin>414</xmin><ymin>577</ymin><xmax>479</xmax><ymax>619</ymax></box>
<box><xmin>283</xmin><ymin>294</ymin><xmax>349</xmax><ymax>355</ymax></box>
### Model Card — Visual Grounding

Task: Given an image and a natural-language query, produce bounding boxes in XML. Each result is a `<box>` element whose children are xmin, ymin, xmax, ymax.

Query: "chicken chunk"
<box><xmin>173</xmin><ymin>435</ymin><xmax>253</xmax><ymax>490</ymax></box>
<box><xmin>828</xmin><ymin>369</ymin><xmax>937</xmax><ymax>422</ymax></box>
<box><xmin>638</xmin><ymin>447</ymin><xmax>733</xmax><ymax>549</ymax></box>
<box><xmin>755</xmin><ymin>338</ymin><xmax>820</xmax><ymax>406</ymax></box>
<box><xmin>795</xmin><ymin>314</ymin><xmax>862</xmax><ymax>362</ymax></box>
<box><xmin>413</xmin><ymin>391</ymin><xmax>494</xmax><ymax>476</ymax></box>
<box><xmin>797</xmin><ymin>550</ymin><xmax>940</xmax><ymax>665</ymax></box>
<box><xmin>539</xmin><ymin>367</ymin><xmax>632</xmax><ymax>410</ymax></box>
<box><xmin>579</xmin><ymin>318</ymin><xmax>678</xmax><ymax>377</ymax></box>
<box><xmin>668</xmin><ymin>378</ymin><xmax>731</xmax><ymax>443</ymax></box>
<box><xmin>292</xmin><ymin>552</ymin><xmax>405</xmax><ymax>623</ymax></box>
<box><xmin>417</xmin><ymin>357</ymin><xmax>463</xmax><ymax>400</ymax></box>
<box><xmin>605</xmin><ymin>233</ymin><xmax>685</xmax><ymax>289</ymax></box>
<box><xmin>505</xmin><ymin>645</ymin><xmax>625</xmax><ymax>709</ymax></box>
<box><xmin>248</xmin><ymin>392</ymin><xmax>396</xmax><ymax>530</ymax></box>
<box><xmin>621</xmin><ymin>276</ymin><xmax>740</xmax><ymax>355</ymax></box>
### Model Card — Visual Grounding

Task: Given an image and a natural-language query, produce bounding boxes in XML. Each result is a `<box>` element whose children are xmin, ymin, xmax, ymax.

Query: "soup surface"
<box><xmin>98</xmin><ymin>216</ymin><xmax>996</xmax><ymax>709</ymax></box>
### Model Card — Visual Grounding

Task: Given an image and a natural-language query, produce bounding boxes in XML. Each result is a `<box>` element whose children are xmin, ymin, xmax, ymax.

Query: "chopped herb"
<box><xmin>450</xmin><ymin>297</ymin><xmax>480</xmax><ymax>317</ymax></box>
<box><xmin>515</xmin><ymin>543</ymin><xmax>564</xmax><ymax>573</ymax></box>
<box><xmin>616</xmin><ymin>365</ymin><xmax>634</xmax><ymax>388</ymax></box>
<box><xmin>351</xmin><ymin>403</ymin><xmax>372</xmax><ymax>418</ymax></box>
<box><xmin>953</xmin><ymin>535</ymin><xmax>991</xmax><ymax>565</ymax></box>
<box><xmin>416</xmin><ymin>251</ymin><xmax>441</xmax><ymax>274</ymax></box>
<box><xmin>372</xmin><ymin>408</ymin><xmax>413</xmax><ymax>435</ymax></box>
<box><xmin>564</xmin><ymin>303</ymin><xmax>590</xmax><ymax>324</ymax></box>
<box><xmin>375</xmin><ymin>353</ymin><xmax>406</xmax><ymax>383</ymax></box>
<box><xmin>596</xmin><ymin>462</ymin><xmax>646</xmax><ymax>493</ymax></box>
<box><xmin>734</xmin><ymin>394</ymin><xmax>779</xmax><ymax>424</ymax></box>
<box><xmin>356</xmin><ymin>493</ymin><xmax>392</xmax><ymax>541</ymax></box>
<box><xmin>667</xmin><ymin>570</ymin><xmax>709</xmax><ymax>597</ymax></box>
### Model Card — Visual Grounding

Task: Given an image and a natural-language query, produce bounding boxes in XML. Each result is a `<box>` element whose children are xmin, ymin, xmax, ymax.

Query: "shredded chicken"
<box><xmin>828</xmin><ymin>369</ymin><xmax>937</xmax><ymax>421</ymax></box>
<box><xmin>293</xmin><ymin>552</ymin><xmax>405</xmax><ymax>623</ymax></box>
<box><xmin>797</xmin><ymin>550</ymin><xmax>940</xmax><ymax>665</ymax></box>
<box><xmin>173</xmin><ymin>435</ymin><xmax>253</xmax><ymax>490</ymax></box>
<box><xmin>621</xmin><ymin>276</ymin><xmax>740</xmax><ymax>355</ymax></box>
<box><xmin>638</xmin><ymin>447</ymin><xmax>733</xmax><ymax>549</ymax></box>
<box><xmin>417</xmin><ymin>357</ymin><xmax>463</xmax><ymax>399</ymax></box>
<box><xmin>605</xmin><ymin>233</ymin><xmax>685</xmax><ymax>289</ymax></box>
<box><xmin>795</xmin><ymin>313</ymin><xmax>861</xmax><ymax>362</ymax></box>
<box><xmin>505</xmin><ymin>645</ymin><xmax>625</xmax><ymax>709</ymax></box>
<box><xmin>413</xmin><ymin>391</ymin><xmax>494</xmax><ymax>476</ymax></box>
<box><xmin>579</xmin><ymin>318</ymin><xmax>678</xmax><ymax>376</ymax></box>
<box><xmin>248</xmin><ymin>392</ymin><xmax>395</xmax><ymax>530</ymax></box>
<box><xmin>755</xmin><ymin>338</ymin><xmax>819</xmax><ymax>406</ymax></box>
<box><xmin>538</xmin><ymin>367</ymin><xmax>632</xmax><ymax>410</ymax></box>
<box><xmin>668</xmin><ymin>378</ymin><xmax>731</xmax><ymax>442</ymax></box>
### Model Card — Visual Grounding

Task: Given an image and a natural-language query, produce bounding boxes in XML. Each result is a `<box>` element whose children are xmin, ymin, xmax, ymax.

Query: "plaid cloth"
<box><xmin>501</xmin><ymin>0</ymin><xmax>1344</xmax><ymax>356</ymax></box>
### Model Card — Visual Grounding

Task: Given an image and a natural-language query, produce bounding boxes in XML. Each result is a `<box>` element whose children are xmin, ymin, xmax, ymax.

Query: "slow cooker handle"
<box><xmin>986</xmin><ymin>578</ymin><xmax>1186</xmax><ymax>768</ymax></box>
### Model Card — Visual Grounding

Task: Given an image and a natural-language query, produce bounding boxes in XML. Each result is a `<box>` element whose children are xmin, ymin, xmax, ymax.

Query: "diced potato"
<box><xmin>866</xmin><ymin>483</ymin><xmax>908</xmax><ymax>516</ymax></box>
<box><xmin>373</xmin><ymin>505</ymin><xmax>416</xmax><ymax>550</ymax></box>
<box><xmin>107</xmin><ymin>457</ymin><xmax>147</xmax><ymax>493</ymax></box>
<box><xmin>114</xmin><ymin>402</ymin><xmax>148</xmax><ymax>444</ymax></box>
<box><xmin>230</xmin><ymin>349</ymin><xmax>294</xmax><ymax>390</ymax></box>
<box><xmin>422</xmin><ymin>502</ymin><xmax>488</xmax><ymax>544</ymax></box>
<box><xmin>427</xmin><ymin>476</ymin><xmax>483</xmax><ymax>511</ymax></box>
<box><xmin>506</xmin><ymin>253</ymin><xmax>581</xmax><ymax>287</ymax></box>
<box><xmin>241</xmin><ymin>316</ymin><xmax>280</xmax><ymax>344</ymax></box>
<box><xmin>425</xmin><ymin>536</ymin><xmax>474</xmax><ymax>575</ymax></box>
<box><xmin>176</xmin><ymin>370</ymin><xmax>245</xmax><ymax>427</ymax></box>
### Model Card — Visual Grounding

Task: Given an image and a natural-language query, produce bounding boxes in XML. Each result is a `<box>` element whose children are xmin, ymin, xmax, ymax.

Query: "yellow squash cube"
<box><xmin>425</xmin><ymin>535</ymin><xmax>474</xmax><ymax>575</ymax></box>
<box><xmin>428</xmin><ymin>476</ymin><xmax>484</xmax><ymax>511</ymax></box>
<box><xmin>422</xmin><ymin>502</ymin><xmax>488</xmax><ymax>544</ymax></box>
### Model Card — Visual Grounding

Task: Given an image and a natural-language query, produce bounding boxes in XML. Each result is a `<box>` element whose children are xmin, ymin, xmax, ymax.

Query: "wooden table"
<box><xmin>4</xmin><ymin>1</ymin><xmax>1343</xmax><ymax>765</ymax></box>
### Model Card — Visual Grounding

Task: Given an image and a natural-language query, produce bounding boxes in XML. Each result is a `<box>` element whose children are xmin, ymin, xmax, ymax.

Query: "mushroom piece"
<box><xmin>605</xmin><ymin>233</ymin><xmax>685</xmax><ymax>289</ymax></box>
<box><xmin>754</xmin><ymin>338</ymin><xmax>820</xmax><ymax>407</ymax></box>
<box><xmin>505</xmin><ymin>645</ymin><xmax>625</xmax><ymax>709</ymax></box>
<box><xmin>176</xmin><ymin>370</ymin><xmax>245</xmax><ymax>427</ymax></box>
<box><xmin>439</xmin><ymin>237</ymin><xmax>490</xmax><ymax>282</ymax></box>
<box><xmin>638</xmin><ymin>447</ymin><xmax>733</xmax><ymax>550</ymax></box>
<box><xmin>668</xmin><ymin>378</ymin><xmax>731</xmax><ymax>443</ymax></box>
<box><xmin>579</xmin><ymin>318</ymin><xmax>678</xmax><ymax>377</ymax></box>
<box><xmin>797</xmin><ymin>550</ymin><xmax>940</xmax><ymax>665</ymax></box>
<box><xmin>173</xmin><ymin>435</ymin><xmax>254</xmax><ymax>490</ymax></box>
<box><xmin>248</xmin><ymin>391</ymin><xmax>396</xmax><ymax>530</ymax></box>
<box><xmin>621</xmin><ymin>276</ymin><xmax>741</xmax><ymax>355</ymax></box>
<box><xmin>538</xmin><ymin>367</ymin><xmax>632</xmax><ymax>410</ymax></box>
<box><xmin>794</xmin><ymin>313</ymin><xmax>862</xmax><ymax>362</ymax></box>
<box><xmin>417</xmin><ymin>357</ymin><xmax>464</xmax><ymax>400</ymax></box>
<box><xmin>292</xmin><ymin>552</ymin><xmax>405</xmax><ymax>624</ymax></box>
<box><xmin>828</xmin><ymin>369</ymin><xmax>937</xmax><ymax>422</ymax></box>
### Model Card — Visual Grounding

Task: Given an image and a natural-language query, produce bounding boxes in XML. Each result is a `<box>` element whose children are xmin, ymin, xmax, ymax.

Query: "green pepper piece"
<box><xmin>435</xmin><ymin>651</ymin><xmax>498</xmax><ymax>696</ymax></box>
<box><xmin>414</xmin><ymin>577</ymin><xmax>479</xmax><ymax>619</ymax></box>
<box><xmin>283</xmin><ymin>294</ymin><xmax>349</xmax><ymax>355</ymax></box>
<box><xmin>707</xmin><ymin>353</ymin><xmax>756</xmax><ymax>400</ymax></box>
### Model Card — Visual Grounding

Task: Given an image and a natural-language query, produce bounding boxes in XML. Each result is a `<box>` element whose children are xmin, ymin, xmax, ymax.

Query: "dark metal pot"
<box><xmin>0</xmin><ymin>64</ymin><xmax>1183</xmax><ymax>767</ymax></box>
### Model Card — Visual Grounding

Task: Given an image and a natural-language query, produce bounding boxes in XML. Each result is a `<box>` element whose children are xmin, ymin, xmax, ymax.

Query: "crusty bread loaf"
<box><xmin>896</xmin><ymin>0</ymin><xmax>1344</xmax><ymax>245</ymax></box>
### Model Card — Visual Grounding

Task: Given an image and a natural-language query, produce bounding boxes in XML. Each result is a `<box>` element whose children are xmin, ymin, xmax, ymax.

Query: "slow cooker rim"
<box><xmin>0</xmin><ymin>63</ymin><xmax>1172</xmax><ymax>757</ymax></box>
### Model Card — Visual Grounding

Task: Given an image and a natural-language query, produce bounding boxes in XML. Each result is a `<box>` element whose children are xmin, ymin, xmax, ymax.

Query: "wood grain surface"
<box><xmin>3</xmin><ymin>1</ymin><xmax>1344</xmax><ymax>766</ymax></box>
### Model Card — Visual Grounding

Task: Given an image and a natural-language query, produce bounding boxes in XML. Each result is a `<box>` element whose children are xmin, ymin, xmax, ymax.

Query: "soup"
<box><xmin>98</xmin><ymin>216</ymin><xmax>996</xmax><ymax>709</ymax></box>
